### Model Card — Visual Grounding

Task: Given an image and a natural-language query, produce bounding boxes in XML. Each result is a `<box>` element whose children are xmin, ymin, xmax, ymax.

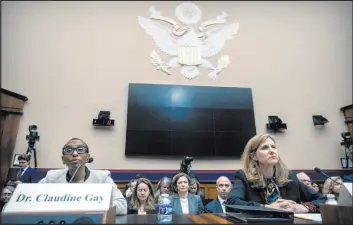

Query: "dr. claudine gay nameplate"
<box><xmin>3</xmin><ymin>183</ymin><xmax>113</xmax><ymax>213</ymax></box>
<box><xmin>138</xmin><ymin>2</ymin><xmax>239</xmax><ymax>80</ymax></box>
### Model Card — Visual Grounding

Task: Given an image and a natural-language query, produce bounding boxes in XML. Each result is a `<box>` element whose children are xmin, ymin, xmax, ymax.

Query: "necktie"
<box><xmin>16</xmin><ymin>168</ymin><xmax>24</xmax><ymax>180</ymax></box>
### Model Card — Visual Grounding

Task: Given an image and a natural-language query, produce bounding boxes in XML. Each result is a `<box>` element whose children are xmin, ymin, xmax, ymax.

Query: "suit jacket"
<box><xmin>14</xmin><ymin>167</ymin><xmax>38</xmax><ymax>183</ymax></box>
<box><xmin>170</xmin><ymin>193</ymin><xmax>204</xmax><ymax>214</ymax></box>
<box><xmin>38</xmin><ymin>168</ymin><xmax>127</xmax><ymax>215</ymax></box>
<box><xmin>205</xmin><ymin>198</ymin><xmax>224</xmax><ymax>213</ymax></box>
<box><xmin>226</xmin><ymin>169</ymin><xmax>326</xmax><ymax>209</ymax></box>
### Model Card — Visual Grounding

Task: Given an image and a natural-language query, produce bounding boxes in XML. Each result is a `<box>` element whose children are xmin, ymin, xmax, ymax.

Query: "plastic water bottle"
<box><xmin>325</xmin><ymin>194</ymin><xmax>338</xmax><ymax>205</ymax></box>
<box><xmin>157</xmin><ymin>194</ymin><xmax>173</xmax><ymax>223</ymax></box>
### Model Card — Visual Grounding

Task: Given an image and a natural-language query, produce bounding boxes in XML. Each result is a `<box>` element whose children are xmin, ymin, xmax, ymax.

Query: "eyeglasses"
<box><xmin>62</xmin><ymin>146</ymin><xmax>89</xmax><ymax>155</ymax></box>
<box><xmin>1</xmin><ymin>192</ymin><xmax>12</xmax><ymax>196</ymax></box>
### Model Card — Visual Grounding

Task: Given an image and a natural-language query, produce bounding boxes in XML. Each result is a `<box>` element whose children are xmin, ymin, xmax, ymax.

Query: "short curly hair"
<box><xmin>18</xmin><ymin>154</ymin><xmax>31</xmax><ymax>162</ymax></box>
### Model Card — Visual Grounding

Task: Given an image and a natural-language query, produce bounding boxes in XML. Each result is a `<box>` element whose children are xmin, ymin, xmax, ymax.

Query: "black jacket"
<box><xmin>127</xmin><ymin>207</ymin><xmax>157</xmax><ymax>214</ymax></box>
<box><xmin>226</xmin><ymin>169</ymin><xmax>325</xmax><ymax>208</ymax></box>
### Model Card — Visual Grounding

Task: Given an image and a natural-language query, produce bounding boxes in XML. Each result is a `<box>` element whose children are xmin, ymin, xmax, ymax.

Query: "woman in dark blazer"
<box><xmin>226</xmin><ymin>133</ymin><xmax>326</xmax><ymax>213</ymax></box>
<box><xmin>128</xmin><ymin>178</ymin><xmax>157</xmax><ymax>215</ymax></box>
<box><xmin>170</xmin><ymin>173</ymin><xmax>204</xmax><ymax>214</ymax></box>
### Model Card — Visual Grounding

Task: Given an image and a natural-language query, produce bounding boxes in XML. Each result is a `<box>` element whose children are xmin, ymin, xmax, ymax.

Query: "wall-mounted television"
<box><xmin>125</xmin><ymin>83</ymin><xmax>256</xmax><ymax>158</ymax></box>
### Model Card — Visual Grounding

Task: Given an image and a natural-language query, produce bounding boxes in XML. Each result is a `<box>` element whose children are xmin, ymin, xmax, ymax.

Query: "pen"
<box><xmin>294</xmin><ymin>215</ymin><xmax>313</xmax><ymax>221</ymax></box>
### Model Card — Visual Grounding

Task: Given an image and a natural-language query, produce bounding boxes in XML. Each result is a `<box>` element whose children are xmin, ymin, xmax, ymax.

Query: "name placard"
<box><xmin>3</xmin><ymin>183</ymin><xmax>113</xmax><ymax>213</ymax></box>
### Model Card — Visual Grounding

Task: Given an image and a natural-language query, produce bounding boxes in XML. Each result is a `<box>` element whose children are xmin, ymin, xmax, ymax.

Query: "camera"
<box><xmin>179</xmin><ymin>156</ymin><xmax>193</xmax><ymax>174</ymax></box>
<box><xmin>266</xmin><ymin>116</ymin><xmax>287</xmax><ymax>132</ymax></box>
<box><xmin>341</xmin><ymin>132</ymin><xmax>353</xmax><ymax>147</ymax></box>
<box><xmin>26</xmin><ymin>125</ymin><xmax>40</xmax><ymax>147</ymax></box>
<box><xmin>182</xmin><ymin>156</ymin><xmax>193</xmax><ymax>165</ymax></box>
<box><xmin>25</xmin><ymin>125</ymin><xmax>39</xmax><ymax>168</ymax></box>
<box><xmin>93</xmin><ymin>111</ymin><xmax>115</xmax><ymax>126</ymax></box>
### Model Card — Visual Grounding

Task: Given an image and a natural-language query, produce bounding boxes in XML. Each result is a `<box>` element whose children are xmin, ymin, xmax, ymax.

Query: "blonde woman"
<box><xmin>322</xmin><ymin>176</ymin><xmax>342</xmax><ymax>199</ymax></box>
<box><xmin>128</xmin><ymin>178</ymin><xmax>157</xmax><ymax>215</ymax></box>
<box><xmin>154</xmin><ymin>177</ymin><xmax>172</xmax><ymax>202</ymax></box>
<box><xmin>225</xmin><ymin>133</ymin><xmax>325</xmax><ymax>213</ymax></box>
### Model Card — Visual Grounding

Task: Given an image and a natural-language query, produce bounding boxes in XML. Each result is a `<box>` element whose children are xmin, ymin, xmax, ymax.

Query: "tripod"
<box><xmin>26</xmin><ymin>140</ymin><xmax>38</xmax><ymax>168</ymax></box>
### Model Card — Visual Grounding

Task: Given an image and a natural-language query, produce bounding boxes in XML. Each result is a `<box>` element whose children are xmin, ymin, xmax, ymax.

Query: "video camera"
<box><xmin>179</xmin><ymin>156</ymin><xmax>193</xmax><ymax>175</ymax></box>
<box><xmin>341</xmin><ymin>132</ymin><xmax>353</xmax><ymax>147</ymax></box>
<box><xmin>26</xmin><ymin>125</ymin><xmax>40</xmax><ymax>147</ymax></box>
<box><xmin>25</xmin><ymin>125</ymin><xmax>39</xmax><ymax>167</ymax></box>
<box><xmin>266</xmin><ymin>116</ymin><xmax>287</xmax><ymax>132</ymax></box>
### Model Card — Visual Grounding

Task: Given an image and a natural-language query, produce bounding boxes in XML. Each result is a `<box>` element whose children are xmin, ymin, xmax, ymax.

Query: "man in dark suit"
<box><xmin>14</xmin><ymin>154</ymin><xmax>38</xmax><ymax>183</ymax></box>
<box><xmin>205</xmin><ymin>176</ymin><xmax>232</xmax><ymax>213</ymax></box>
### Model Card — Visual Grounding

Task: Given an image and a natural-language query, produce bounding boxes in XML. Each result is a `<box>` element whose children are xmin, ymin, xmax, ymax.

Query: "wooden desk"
<box><xmin>115</xmin><ymin>214</ymin><xmax>321</xmax><ymax>224</ymax></box>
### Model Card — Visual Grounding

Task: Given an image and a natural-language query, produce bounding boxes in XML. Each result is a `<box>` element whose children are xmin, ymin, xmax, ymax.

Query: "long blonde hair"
<box><xmin>154</xmin><ymin>177</ymin><xmax>172</xmax><ymax>198</ymax></box>
<box><xmin>131</xmin><ymin>178</ymin><xmax>156</xmax><ymax>211</ymax></box>
<box><xmin>241</xmin><ymin>133</ymin><xmax>291</xmax><ymax>187</ymax></box>
<box><xmin>322</xmin><ymin>176</ymin><xmax>341</xmax><ymax>194</ymax></box>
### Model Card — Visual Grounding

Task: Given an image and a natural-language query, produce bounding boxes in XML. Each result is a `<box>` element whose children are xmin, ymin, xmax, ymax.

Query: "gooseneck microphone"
<box><xmin>68</xmin><ymin>157</ymin><xmax>94</xmax><ymax>183</ymax></box>
<box><xmin>314</xmin><ymin>167</ymin><xmax>342</xmax><ymax>185</ymax></box>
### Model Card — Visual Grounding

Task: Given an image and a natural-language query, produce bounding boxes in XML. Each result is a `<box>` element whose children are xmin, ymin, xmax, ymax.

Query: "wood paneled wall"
<box><xmin>0</xmin><ymin>89</ymin><xmax>28</xmax><ymax>187</ymax></box>
<box><xmin>116</xmin><ymin>183</ymin><xmax>219</xmax><ymax>199</ymax></box>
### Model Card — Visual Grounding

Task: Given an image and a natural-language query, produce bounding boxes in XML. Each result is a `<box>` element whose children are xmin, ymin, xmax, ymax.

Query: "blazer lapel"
<box><xmin>216</xmin><ymin>198</ymin><xmax>224</xmax><ymax>213</ymax></box>
<box><xmin>173</xmin><ymin>195</ymin><xmax>182</xmax><ymax>214</ymax></box>
<box><xmin>188</xmin><ymin>195</ymin><xmax>195</xmax><ymax>214</ymax></box>
<box><xmin>22</xmin><ymin>168</ymin><xmax>29</xmax><ymax>177</ymax></box>
<box><xmin>279</xmin><ymin>186</ymin><xmax>287</xmax><ymax>200</ymax></box>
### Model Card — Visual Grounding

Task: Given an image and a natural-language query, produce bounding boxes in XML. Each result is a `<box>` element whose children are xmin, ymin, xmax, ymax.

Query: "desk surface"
<box><xmin>115</xmin><ymin>214</ymin><xmax>321</xmax><ymax>224</ymax></box>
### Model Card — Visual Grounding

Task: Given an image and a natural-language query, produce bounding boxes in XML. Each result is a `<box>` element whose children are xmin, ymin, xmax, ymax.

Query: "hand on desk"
<box><xmin>266</xmin><ymin>199</ymin><xmax>296</xmax><ymax>211</ymax></box>
<box><xmin>283</xmin><ymin>204</ymin><xmax>309</xmax><ymax>213</ymax></box>
<box><xmin>267</xmin><ymin>199</ymin><xmax>309</xmax><ymax>213</ymax></box>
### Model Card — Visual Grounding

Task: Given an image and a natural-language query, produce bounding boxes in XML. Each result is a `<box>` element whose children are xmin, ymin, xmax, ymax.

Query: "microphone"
<box><xmin>68</xmin><ymin>157</ymin><xmax>94</xmax><ymax>183</ymax></box>
<box><xmin>314</xmin><ymin>167</ymin><xmax>342</xmax><ymax>185</ymax></box>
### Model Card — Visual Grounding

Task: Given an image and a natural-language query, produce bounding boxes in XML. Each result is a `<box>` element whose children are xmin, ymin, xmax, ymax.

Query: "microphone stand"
<box><xmin>314</xmin><ymin>168</ymin><xmax>343</xmax><ymax>185</ymax></box>
<box><xmin>68</xmin><ymin>159</ymin><xmax>90</xmax><ymax>183</ymax></box>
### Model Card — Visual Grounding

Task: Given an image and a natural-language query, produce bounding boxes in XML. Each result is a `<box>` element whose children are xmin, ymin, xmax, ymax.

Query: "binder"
<box><xmin>223</xmin><ymin>204</ymin><xmax>294</xmax><ymax>223</ymax></box>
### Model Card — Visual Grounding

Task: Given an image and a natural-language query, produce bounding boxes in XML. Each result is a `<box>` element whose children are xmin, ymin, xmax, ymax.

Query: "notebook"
<box><xmin>224</xmin><ymin>204</ymin><xmax>294</xmax><ymax>223</ymax></box>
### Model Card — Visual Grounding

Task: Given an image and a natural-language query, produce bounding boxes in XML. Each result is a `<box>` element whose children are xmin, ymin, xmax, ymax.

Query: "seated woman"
<box><xmin>189</xmin><ymin>178</ymin><xmax>205</xmax><ymax>200</ymax></box>
<box><xmin>154</xmin><ymin>177</ymin><xmax>172</xmax><ymax>203</ymax></box>
<box><xmin>322</xmin><ymin>176</ymin><xmax>342</xmax><ymax>199</ymax></box>
<box><xmin>311</xmin><ymin>181</ymin><xmax>320</xmax><ymax>193</ymax></box>
<box><xmin>226</xmin><ymin>133</ymin><xmax>326</xmax><ymax>213</ymax></box>
<box><xmin>170</xmin><ymin>173</ymin><xmax>204</xmax><ymax>214</ymax></box>
<box><xmin>125</xmin><ymin>179</ymin><xmax>138</xmax><ymax>199</ymax></box>
<box><xmin>128</xmin><ymin>178</ymin><xmax>157</xmax><ymax>215</ymax></box>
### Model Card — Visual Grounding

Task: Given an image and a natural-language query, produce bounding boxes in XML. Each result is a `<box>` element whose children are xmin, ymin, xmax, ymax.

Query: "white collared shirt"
<box><xmin>218</xmin><ymin>196</ymin><xmax>226</xmax><ymax>213</ymax></box>
<box><xmin>180</xmin><ymin>197</ymin><xmax>189</xmax><ymax>214</ymax></box>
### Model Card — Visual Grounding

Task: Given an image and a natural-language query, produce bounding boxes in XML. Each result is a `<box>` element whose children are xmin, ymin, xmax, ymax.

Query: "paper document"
<box><xmin>294</xmin><ymin>213</ymin><xmax>322</xmax><ymax>222</ymax></box>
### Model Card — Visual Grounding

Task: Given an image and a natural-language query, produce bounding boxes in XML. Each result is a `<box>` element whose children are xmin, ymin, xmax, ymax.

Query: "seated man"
<box><xmin>11</xmin><ymin>154</ymin><xmax>38</xmax><ymax>183</ymax></box>
<box><xmin>296</xmin><ymin>172</ymin><xmax>314</xmax><ymax>190</ymax></box>
<box><xmin>39</xmin><ymin>138</ymin><xmax>127</xmax><ymax>215</ymax></box>
<box><xmin>205</xmin><ymin>176</ymin><xmax>232</xmax><ymax>213</ymax></box>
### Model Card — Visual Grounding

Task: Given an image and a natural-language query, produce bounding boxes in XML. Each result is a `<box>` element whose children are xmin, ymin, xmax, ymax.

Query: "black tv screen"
<box><xmin>125</xmin><ymin>83</ymin><xmax>256</xmax><ymax>158</ymax></box>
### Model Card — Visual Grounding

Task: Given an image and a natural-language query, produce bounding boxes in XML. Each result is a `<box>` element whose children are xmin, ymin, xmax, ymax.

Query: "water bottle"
<box><xmin>325</xmin><ymin>194</ymin><xmax>338</xmax><ymax>205</ymax></box>
<box><xmin>157</xmin><ymin>194</ymin><xmax>173</xmax><ymax>223</ymax></box>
